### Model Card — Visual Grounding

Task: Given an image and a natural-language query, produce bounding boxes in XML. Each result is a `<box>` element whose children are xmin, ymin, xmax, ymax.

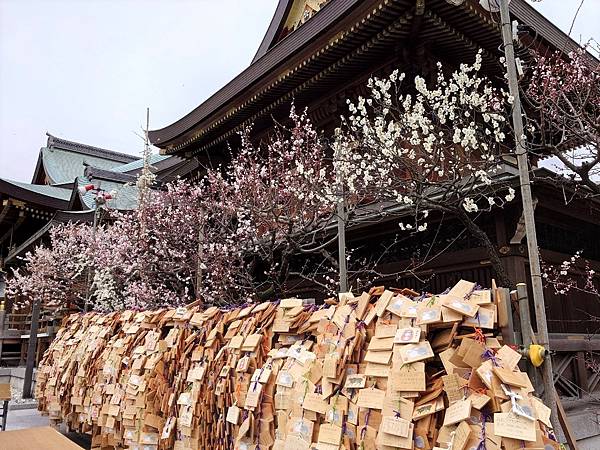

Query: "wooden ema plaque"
<box><xmin>34</xmin><ymin>280</ymin><xmax>559</xmax><ymax>450</ymax></box>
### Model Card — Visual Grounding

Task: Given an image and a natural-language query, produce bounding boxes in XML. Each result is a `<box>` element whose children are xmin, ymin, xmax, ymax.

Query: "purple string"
<box><xmin>476</xmin><ymin>413</ymin><xmax>489</xmax><ymax>450</ymax></box>
<box><xmin>360</xmin><ymin>408</ymin><xmax>371</xmax><ymax>440</ymax></box>
<box><xmin>482</xmin><ymin>349</ymin><xmax>500</xmax><ymax>367</ymax></box>
<box><xmin>336</xmin><ymin>311</ymin><xmax>352</xmax><ymax>346</ymax></box>
<box><xmin>464</xmin><ymin>284</ymin><xmax>477</xmax><ymax>300</ymax></box>
<box><xmin>393</xmin><ymin>409</ymin><xmax>402</xmax><ymax>418</ymax></box>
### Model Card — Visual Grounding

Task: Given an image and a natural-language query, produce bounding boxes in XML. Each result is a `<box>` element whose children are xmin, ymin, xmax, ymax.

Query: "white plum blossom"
<box><xmin>505</xmin><ymin>187</ymin><xmax>516</xmax><ymax>202</ymax></box>
<box><xmin>462</xmin><ymin>198</ymin><xmax>479</xmax><ymax>213</ymax></box>
<box><xmin>335</xmin><ymin>50</ymin><xmax>515</xmax><ymax>221</ymax></box>
<box><xmin>332</xmin><ymin>50</ymin><xmax>518</xmax><ymax>287</ymax></box>
<box><xmin>542</xmin><ymin>250</ymin><xmax>599</xmax><ymax>301</ymax></box>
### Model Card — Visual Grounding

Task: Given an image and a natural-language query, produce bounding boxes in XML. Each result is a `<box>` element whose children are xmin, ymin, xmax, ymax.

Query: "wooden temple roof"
<box><xmin>149</xmin><ymin>0</ymin><xmax>585</xmax><ymax>158</ymax></box>
<box><xmin>0</xmin><ymin>178</ymin><xmax>71</xmax><ymax>211</ymax></box>
<box><xmin>31</xmin><ymin>134</ymin><xmax>138</xmax><ymax>186</ymax></box>
<box><xmin>0</xmin><ymin>134</ymin><xmax>189</xmax><ymax>267</ymax></box>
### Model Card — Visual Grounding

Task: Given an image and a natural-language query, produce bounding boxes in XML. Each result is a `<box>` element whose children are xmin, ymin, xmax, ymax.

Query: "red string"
<box><xmin>473</xmin><ymin>328</ymin><xmax>486</xmax><ymax>346</ymax></box>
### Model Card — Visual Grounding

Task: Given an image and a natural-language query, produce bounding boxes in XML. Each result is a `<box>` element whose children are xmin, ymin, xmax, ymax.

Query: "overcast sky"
<box><xmin>0</xmin><ymin>0</ymin><xmax>598</xmax><ymax>182</ymax></box>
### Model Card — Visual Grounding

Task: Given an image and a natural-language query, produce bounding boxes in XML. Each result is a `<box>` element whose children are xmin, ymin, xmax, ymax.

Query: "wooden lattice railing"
<box><xmin>549</xmin><ymin>336</ymin><xmax>600</xmax><ymax>399</ymax></box>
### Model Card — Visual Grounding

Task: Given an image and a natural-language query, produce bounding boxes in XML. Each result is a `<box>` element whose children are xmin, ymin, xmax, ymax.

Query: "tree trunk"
<box><xmin>456</xmin><ymin>210</ymin><xmax>514</xmax><ymax>289</ymax></box>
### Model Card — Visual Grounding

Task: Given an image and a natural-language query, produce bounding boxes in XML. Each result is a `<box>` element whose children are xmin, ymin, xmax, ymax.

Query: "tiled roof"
<box><xmin>46</xmin><ymin>134</ymin><xmax>137</xmax><ymax>164</ymax></box>
<box><xmin>111</xmin><ymin>153</ymin><xmax>171</xmax><ymax>173</ymax></box>
<box><xmin>1</xmin><ymin>178</ymin><xmax>72</xmax><ymax>201</ymax></box>
<box><xmin>149</xmin><ymin>0</ymin><xmax>594</xmax><ymax>154</ymax></box>
<box><xmin>41</xmin><ymin>134</ymin><xmax>139</xmax><ymax>185</ymax></box>
<box><xmin>0</xmin><ymin>177</ymin><xmax>71</xmax><ymax>210</ymax></box>
<box><xmin>42</xmin><ymin>146</ymin><xmax>131</xmax><ymax>185</ymax></box>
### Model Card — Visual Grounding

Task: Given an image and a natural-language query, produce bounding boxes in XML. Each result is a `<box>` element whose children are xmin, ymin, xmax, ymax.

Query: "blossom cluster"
<box><xmin>7</xmin><ymin>224</ymin><xmax>93</xmax><ymax>309</ymax></box>
<box><xmin>334</xmin><ymin>50</ymin><xmax>517</xmax><ymax>231</ymax></box>
<box><xmin>7</xmin><ymin>50</ymin><xmax>538</xmax><ymax>310</ymax></box>
<box><xmin>7</xmin><ymin>108</ymin><xmax>339</xmax><ymax>310</ymax></box>
<box><xmin>542</xmin><ymin>250</ymin><xmax>598</xmax><ymax>298</ymax></box>
<box><xmin>526</xmin><ymin>46</ymin><xmax>600</xmax><ymax>193</ymax></box>
<box><xmin>8</xmin><ymin>181</ymin><xmax>205</xmax><ymax>311</ymax></box>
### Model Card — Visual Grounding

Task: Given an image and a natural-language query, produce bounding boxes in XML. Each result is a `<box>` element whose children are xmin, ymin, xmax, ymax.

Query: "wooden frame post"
<box><xmin>22</xmin><ymin>298</ymin><xmax>40</xmax><ymax>398</ymax></box>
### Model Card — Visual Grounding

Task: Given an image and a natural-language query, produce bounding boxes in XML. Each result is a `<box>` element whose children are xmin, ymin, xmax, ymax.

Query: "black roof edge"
<box><xmin>148</xmin><ymin>0</ymin><xmax>363</xmax><ymax>148</ymax></box>
<box><xmin>149</xmin><ymin>0</ymin><xmax>594</xmax><ymax>151</ymax></box>
<box><xmin>252</xmin><ymin>0</ymin><xmax>294</xmax><ymax>63</ymax></box>
<box><xmin>46</xmin><ymin>133</ymin><xmax>138</xmax><ymax>164</ymax></box>
<box><xmin>0</xmin><ymin>178</ymin><xmax>70</xmax><ymax>210</ymax></box>
<box><xmin>84</xmin><ymin>166</ymin><xmax>138</xmax><ymax>184</ymax></box>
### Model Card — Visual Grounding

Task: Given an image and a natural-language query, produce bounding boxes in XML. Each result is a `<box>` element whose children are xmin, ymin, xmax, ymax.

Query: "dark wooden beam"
<box><xmin>0</xmin><ymin>214</ymin><xmax>25</xmax><ymax>247</ymax></box>
<box><xmin>575</xmin><ymin>351</ymin><xmax>589</xmax><ymax>398</ymax></box>
<box><xmin>549</xmin><ymin>335</ymin><xmax>600</xmax><ymax>352</ymax></box>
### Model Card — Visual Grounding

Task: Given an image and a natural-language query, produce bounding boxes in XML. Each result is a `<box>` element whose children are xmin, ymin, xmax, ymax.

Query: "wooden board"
<box><xmin>33</xmin><ymin>281</ymin><xmax>562</xmax><ymax>450</ymax></box>
<box><xmin>557</xmin><ymin>396</ymin><xmax>579</xmax><ymax>450</ymax></box>
<box><xmin>0</xmin><ymin>383</ymin><xmax>10</xmax><ymax>401</ymax></box>
<box><xmin>0</xmin><ymin>426</ymin><xmax>84</xmax><ymax>450</ymax></box>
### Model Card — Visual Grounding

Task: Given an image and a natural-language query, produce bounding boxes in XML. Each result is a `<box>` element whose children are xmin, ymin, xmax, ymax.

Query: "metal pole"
<box><xmin>84</xmin><ymin>203</ymin><xmax>99</xmax><ymax>313</ymax></box>
<box><xmin>22</xmin><ymin>297</ymin><xmax>40</xmax><ymax>398</ymax></box>
<box><xmin>337</xmin><ymin>198</ymin><xmax>348</xmax><ymax>293</ymax></box>
<box><xmin>334</xmin><ymin>142</ymin><xmax>348</xmax><ymax>292</ymax></box>
<box><xmin>499</xmin><ymin>0</ymin><xmax>560</xmax><ymax>434</ymax></box>
<box><xmin>92</xmin><ymin>201</ymin><xmax>98</xmax><ymax>241</ymax></box>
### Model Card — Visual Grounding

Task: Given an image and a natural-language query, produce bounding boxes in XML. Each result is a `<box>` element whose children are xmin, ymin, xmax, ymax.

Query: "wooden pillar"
<box><xmin>19</xmin><ymin>340</ymin><xmax>26</xmax><ymax>366</ymax></box>
<box><xmin>496</xmin><ymin>288</ymin><xmax>516</xmax><ymax>345</ymax></box>
<box><xmin>575</xmin><ymin>351</ymin><xmax>589</xmax><ymax>399</ymax></box>
<box><xmin>517</xmin><ymin>283</ymin><xmax>538</xmax><ymax>390</ymax></box>
<box><xmin>22</xmin><ymin>298</ymin><xmax>40</xmax><ymax>398</ymax></box>
<box><xmin>501</xmin><ymin>253</ymin><xmax>528</xmax><ymax>286</ymax></box>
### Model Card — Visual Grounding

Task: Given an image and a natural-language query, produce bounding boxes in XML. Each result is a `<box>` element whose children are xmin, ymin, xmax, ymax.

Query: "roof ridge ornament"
<box><xmin>44</xmin><ymin>133</ymin><xmax>137</xmax><ymax>163</ymax></box>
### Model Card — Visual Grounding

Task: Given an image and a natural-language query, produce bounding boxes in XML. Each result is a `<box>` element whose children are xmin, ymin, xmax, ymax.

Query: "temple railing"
<box><xmin>549</xmin><ymin>334</ymin><xmax>600</xmax><ymax>399</ymax></box>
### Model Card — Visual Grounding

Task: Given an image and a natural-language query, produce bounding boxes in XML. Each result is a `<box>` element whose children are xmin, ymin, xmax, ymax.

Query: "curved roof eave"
<box><xmin>252</xmin><ymin>0</ymin><xmax>294</xmax><ymax>64</ymax></box>
<box><xmin>148</xmin><ymin>0</ymin><xmax>592</xmax><ymax>153</ymax></box>
<box><xmin>0</xmin><ymin>178</ymin><xmax>71</xmax><ymax>210</ymax></box>
<box><xmin>148</xmin><ymin>0</ymin><xmax>363</xmax><ymax>150</ymax></box>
